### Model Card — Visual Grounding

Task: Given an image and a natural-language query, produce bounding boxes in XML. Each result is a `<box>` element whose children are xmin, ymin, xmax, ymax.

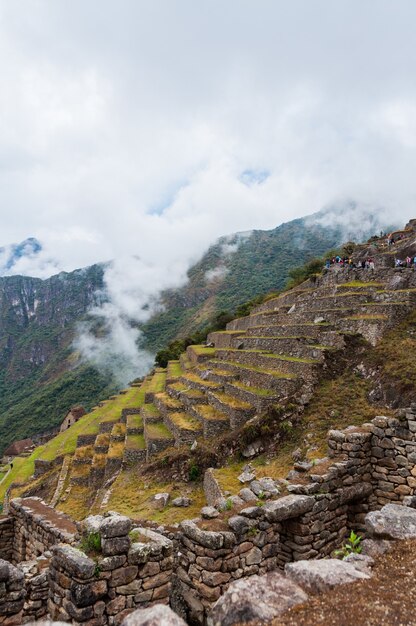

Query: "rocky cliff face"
<box><xmin>0</xmin><ymin>265</ymin><xmax>104</xmax><ymax>380</ymax></box>
<box><xmin>0</xmin><ymin>264</ymin><xmax>118</xmax><ymax>457</ymax></box>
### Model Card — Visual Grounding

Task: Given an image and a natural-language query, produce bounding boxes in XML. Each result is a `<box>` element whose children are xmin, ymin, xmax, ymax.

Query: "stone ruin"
<box><xmin>1</xmin><ymin>404</ymin><xmax>416</xmax><ymax>624</ymax></box>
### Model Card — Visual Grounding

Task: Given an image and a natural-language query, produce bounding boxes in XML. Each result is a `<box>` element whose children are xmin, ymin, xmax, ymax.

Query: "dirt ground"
<box><xmin>270</xmin><ymin>539</ymin><xmax>416</xmax><ymax>626</ymax></box>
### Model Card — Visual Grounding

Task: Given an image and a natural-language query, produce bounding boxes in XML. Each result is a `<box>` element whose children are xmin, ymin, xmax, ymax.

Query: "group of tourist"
<box><xmin>325</xmin><ymin>257</ymin><xmax>375</xmax><ymax>270</ymax></box>
<box><xmin>395</xmin><ymin>256</ymin><xmax>416</xmax><ymax>268</ymax></box>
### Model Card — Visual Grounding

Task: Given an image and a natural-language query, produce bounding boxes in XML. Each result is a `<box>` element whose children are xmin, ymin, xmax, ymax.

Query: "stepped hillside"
<box><xmin>139</xmin><ymin>207</ymin><xmax>396</xmax><ymax>351</ymax></box>
<box><xmin>2</xmin><ymin>220</ymin><xmax>416</xmax><ymax>523</ymax></box>
<box><xmin>0</xmin><ymin>264</ymin><xmax>118</xmax><ymax>456</ymax></box>
<box><xmin>0</xmin><ymin>207</ymin><xmax>393</xmax><ymax>456</ymax></box>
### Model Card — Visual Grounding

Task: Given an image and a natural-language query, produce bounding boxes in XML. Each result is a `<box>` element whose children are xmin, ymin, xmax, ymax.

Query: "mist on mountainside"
<box><xmin>73</xmin><ymin>203</ymin><xmax>400</xmax><ymax>384</ymax></box>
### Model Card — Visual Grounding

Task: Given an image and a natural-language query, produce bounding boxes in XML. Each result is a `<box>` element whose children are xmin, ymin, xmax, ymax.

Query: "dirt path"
<box><xmin>272</xmin><ymin>539</ymin><xmax>416</xmax><ymax>626</ymax></box>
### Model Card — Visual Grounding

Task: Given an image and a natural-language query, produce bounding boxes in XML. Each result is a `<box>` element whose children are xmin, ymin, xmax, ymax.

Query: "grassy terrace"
<box><xmin>345</xmin><ymin>314</ymin><xmax>388</xmax><ymax>320</ymax></box>
<box><xmin>94</xmin><ymin>433</ymin><xmax>110</xmax><ymax>448</ymax></box>
<box><xmin>181</xmin><ymin>372</ymin><xmax>220</xmax><ymax>388</ymax></box>
<box><xmin>111</xmin><ymin>423</ymin><xmax>126</xmax><ymax>438</ymax></box>
<box><xmin>145</xmin><ymin>421</ymin><xmax>173</xmax><ymax>440</ymax></box>
<box><xmin>73</xmin><ymin>445</ymin><xmax>94</xmax><ymax>461</ymax></box>
<box><xmin>0</xmin><ymin>381</ymin><xmax>147</xmax><ymax>502</ymax></box>
<box><xmin>189</xmin><ymin>345</ymin><xmax>217</xmax><ymax>357</ymax></box>
<box><xmin>125</xmin><ymin>433</ymin><xmax>146</xmax><ymax>450</ymax></box>
<box><xmin>167</xmin><ymin>360</ymin><xmax>183</xmax><ymax>379</ymax></box>
<box><xmin>210</xmin><ymin>359</ymin><xmax>296</xmax><ymax>378</ymax></box>
<box><xmin>211</xmin><ymin>391</ymin><xmax>252</xmax><ymax>410</ymax></box>
<box><xmin>147</xmin><ymin>371</ymin><xmax>167</xmax><ymax>395</ymax></box>
<box><xmin>230</xmin><ymin>381</ymin><xmax>276</xmax><ymax>397</ymax></box>
<box><xmin>142</xmin><ymin>403</ymin><xmax>160</xmax><ymax>417</ymax></box>
<box><xmin>169</xmin><ymin>412</ymin><xmax>202</xmax><ymax>431</ymax></box>
<box><xmin>194</xmin><ymin>404</ymin><xmax>228</xmax><ymax>421</ymax></box>
<box><xmin>92</xmin><ymin>453</ymin><xmax>106</xmax><ymax>468</ymax></box>
<box><xmin>155</xmin><ymin>392</ymin><xmax>182</xmax><ymax>410</ymax></box>
<box><xmin>107</xmin><ymin>441</ymin><xmax>125</xmax><ymax>458</ymax></box>
<box><xmin>218</xmin><ymin>348</ymin><xmax>318</xmax><ymax>364</ymax></box>
<box><xmin>338</xmin><ymin>281</ymin><xmax>384</xmax><ymax>288</ymax></box>
<box><xmin>126</xmin><ymin>414</ymin><xmax>143</xmax><ymax>430</ymax></box>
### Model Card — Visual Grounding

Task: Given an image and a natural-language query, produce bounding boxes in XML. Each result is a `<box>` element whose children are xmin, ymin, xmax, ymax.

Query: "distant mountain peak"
<box><xmin>0</xmin><ymin>237</ymin><xmax>42</xmax><ymax>276</ymax></box>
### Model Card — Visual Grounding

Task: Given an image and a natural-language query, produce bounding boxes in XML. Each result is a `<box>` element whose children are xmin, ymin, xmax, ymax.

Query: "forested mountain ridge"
<box><xmin>0</xmin><ymin>264</ymin><xmax>117</xmax><ymax>456</ymax></box>
<box><xmin>140</xmin><ymin>210</ymin><xmax>394</xmax><ymax>351</ymax></box>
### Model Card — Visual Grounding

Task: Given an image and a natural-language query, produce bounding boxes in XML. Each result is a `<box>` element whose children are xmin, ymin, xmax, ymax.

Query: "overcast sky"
<box><xmin>0</xmin><ymin>0</ymin><xmax>415</xmax><ymax>279</ymax></box>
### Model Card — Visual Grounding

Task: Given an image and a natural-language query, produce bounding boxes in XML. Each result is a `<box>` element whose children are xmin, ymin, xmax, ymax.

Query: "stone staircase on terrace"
<box><xmin>61</xmin><ymin>238</ymin><xmax>416</xmax><ymax>495</ymax></box>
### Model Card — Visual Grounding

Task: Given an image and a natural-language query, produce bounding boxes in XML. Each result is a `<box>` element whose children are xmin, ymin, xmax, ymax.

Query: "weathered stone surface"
<box><xmin>100</xmin><ymin>514</ymin><xmax>132</xmax><ymax>538</ymax></box>
<box><xmin>83</xmin><ymin>515</ymin><xmax>104</xmax><ymax>533</ymax></box>
<box><xmin>70</xmin><ymin>580</ymin><xmax>107</xmax><ymax>607</ymax></box>
<box><xmin>263</xmin><ymin>495</ymin><xmax>315</xmax><ymax>522</ymax></box>
<box><xmin>228</xmin><ymin>516</ymin><xmax>255</xmax><ymax>535</ymax></box>
<box><xmin>239</xmin><ymin>488</ymin><xmax>257</xmax><ymax>503</ymax></box>
<box><xmin>151</xmin><ymin>493</ymin><xmax>170</xmax><ymax>510</ymax></box>
<box><xmin>360</xmin><ymin>538</ymin><xmax>393</xmax><ymax>557</ymax></box>
<box><xmin>102</xmin><ymin>536</ymin><xmax>131</xmax><ymax>556</ymax></box>
<box><xmin>208</xmin><ymin>571</ymin><xmax>308</xmax><ymax>626</ymax></box>
<box><xmin>53</xmin><ymin>546</ymin><xmax>96</xmax><ymax>580</ymax></box>
<box><xmin>366</xmin><ymin>503</ymin><xmax>416</xmax><ymax>539</ymax></box>
<box><xmin>343</xmin><ymin>553</ymin><xmax>374</xmax><ymax>573</ymax></box>
<box><xmin>0</xmin><ymin>560</ymin><xmax>10</xmax><ymax>583</ymax></box>
<box><xmin>204</xmin><ymin>468</ymin><xmax>224</xmax><ymax>507</ymax></box>
<box><xmin>285</xmin><ymin>559</ymin><xmax>370</xmax><ymax>593</ymax></box>
<box><xmin>338</xmin><ymin>482</ymin><xmax>372</xmax><ymax>504</ymax></box>
<box><xmin>172</xmin><ymin>497</ymin><xmax>192</xmax><ymax>507</ymax></box>
<box><xmin>250</xmin><ymin>478</ymin><xmax>279</xmax><ymax>497</ymax></box>
<box><xmin>238</xmin><ymin>465</ymin><xmax>256</xmax><ymax>484</ymax></box>
<box><xmin>180</xmin><ymin>521</ymin><xmax>224</xmax><ymax>549</ymax></box>
<box><xmin>122</xmin><ymin>605</ymin><xmax>187</xmax><ymax>626</ymax></box>
<box><xmin>201</xmin><ymin>506</ymin><xmax>219</xmax><ymax>519</ymax></box>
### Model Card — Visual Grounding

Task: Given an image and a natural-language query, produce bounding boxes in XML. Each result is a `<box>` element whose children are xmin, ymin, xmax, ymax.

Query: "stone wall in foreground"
<box><xmin>0</xmin><ymin>406</ymin><xmax>416</xmax><ymax>624</ymax></box>
<box><xmin>48</xmin><ymin>516</ymin><xmax>173</xmax><ymax>626</ymax></box>
<box><xmin>175</xmin><ymin>405</ymin><xmax>416</xmax><ymax>623</ymax></box>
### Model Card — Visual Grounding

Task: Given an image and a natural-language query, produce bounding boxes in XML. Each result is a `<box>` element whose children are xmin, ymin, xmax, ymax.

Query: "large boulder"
<box><xmin>285</xmin><ymin>558</ymin><xmax>370</xmax><ymax>593</ymax></box>
<box><xmin>207</xmin><ymin>571</ymin><xmax>308</xmax><ymax>626</ymax></box>
<box><xmin>122</xmin><ymin>605</ymin><xmax>187</xmax><ymax>626</ymax></box>
<box><xmin>263</xmin><ymin>495</ymin><xmax>314</xmax><ymax>522</ymax></box>
<box><xmin>365</xmin><ymin>503</ymin><xmax>416</xmax><ymax>539</ymax></box>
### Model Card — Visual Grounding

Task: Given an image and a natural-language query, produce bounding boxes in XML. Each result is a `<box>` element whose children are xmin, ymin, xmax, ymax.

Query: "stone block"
<box><xmin>208</xmin><ymin>570</ymin><xmax>307</xmax><ymax>626</ymax></box>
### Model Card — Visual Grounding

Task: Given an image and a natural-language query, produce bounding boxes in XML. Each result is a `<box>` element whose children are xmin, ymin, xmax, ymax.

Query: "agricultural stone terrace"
<box><xmin>2</xmin><ymin>405</ymin><xmax>416</xmax><ymax>624</ymax></box>
<box><xmin>2</xmin><ymin>227</ymin><xmax>416</xmax><ymax>511</ymax></box>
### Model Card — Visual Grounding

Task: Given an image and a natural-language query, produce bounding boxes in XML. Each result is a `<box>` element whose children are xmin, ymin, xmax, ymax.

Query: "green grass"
<box><xmin>220</xmin><ymin>348</ymin><xmax>318</xmax><ymax>364</ymax></box>
<box><xmin>145</xmin><ymin>422</ymin><xmax>174</xmax><ymax>440</ymax></box>
<box><xmin>211</xmin><ymin>391</ymin><xmax>252</xmax><ymax>410</ymax></box>
<box><xmin>181</xmin><ymin>372</ymin><xmax>220</xmax><ymax>388</ymax></box>
<box><xmin>210</xmin><ymin>359</ymin><xmax>296</xmax><ymax>379</ymax></box>
<box><xmin>126</xmin><ymin>414</ymin><xmax>143</xmax><ymax>430</ymax></box>
<box><xmin>125</xmin><ymin>434</ymin><xmax>146</xmax><ymax>450</ymax></box>
<box><xmin>142</xmin><ymin>403</ymin><xmax>160</xmax><ymax>417</ymax></box>
<box><xmin>103</xmin><ymin>468</ymin><xmax>206</xmax><ymax>524</ymax></box>
<box><xmin>188</xmin><ymin>345</ymin><xmax>217</xmax><ymax>357</ymax></box>
<box><xmin>167</xmin><ymin>361</ymin><xmax>183</xmax><ymax>378</ymax></box>
<box><xmin>338</xmin><ymin>281</ymin><xmax>384</xmax><ymax>288</ymax></box>
<box><xmin>345</xmin><ymin>315</ymin><xmax>388</xmax><ymax>321</ymax></box>
<box><xmin>169</xmin><ymin>412</ymin><xmax>202</xmax><ymax>431</ymax></box>
<box><xmin>147</xmin><ymin>372</ymin><xmax>167</xmax><ymax>394</ymax></box>
<box><xmin>107</xmin><ymin>441</ymin><xmax>125</xmax><ymax>459</ymax></box>
<box><xmin>194</xmin><ymin>404</ymin><xmax>228</xmax><ymax>421</ymax></box>
<box><xmin>155</xmin><ymin>393</ymin><xmax>183</xmax><ymax>410</ymax></box>
<box><xmin>111</xmin><ymin>423</ymin><xmax>126</xmax><ymax>437</ymax></box>
<box><xmin>0</xmin><ymin>381</ymin><xmax>147</xmax><ymax>502</ymax></box>
<box><xmin>230</xmin><ymin>381</ymin><xmax>276</xmax><ymax>397</ymax></box>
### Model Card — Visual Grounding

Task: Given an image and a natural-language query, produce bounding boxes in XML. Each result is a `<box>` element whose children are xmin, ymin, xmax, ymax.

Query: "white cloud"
<box><xmin>1</xmin><ymin>0</ymin><xmax>416</xmax><ymax>380</ymax></box>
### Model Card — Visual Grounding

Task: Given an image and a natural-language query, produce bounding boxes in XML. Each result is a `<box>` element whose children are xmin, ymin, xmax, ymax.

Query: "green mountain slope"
<box><xmin>0</xmin><ymin>265</ymin><xmax>117</xmax><ymax>456</ymax></box>
<box><xmin>140</xmin><ymin>212</ymin><xmax>393</xmax><ymax>351</ymax></box>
